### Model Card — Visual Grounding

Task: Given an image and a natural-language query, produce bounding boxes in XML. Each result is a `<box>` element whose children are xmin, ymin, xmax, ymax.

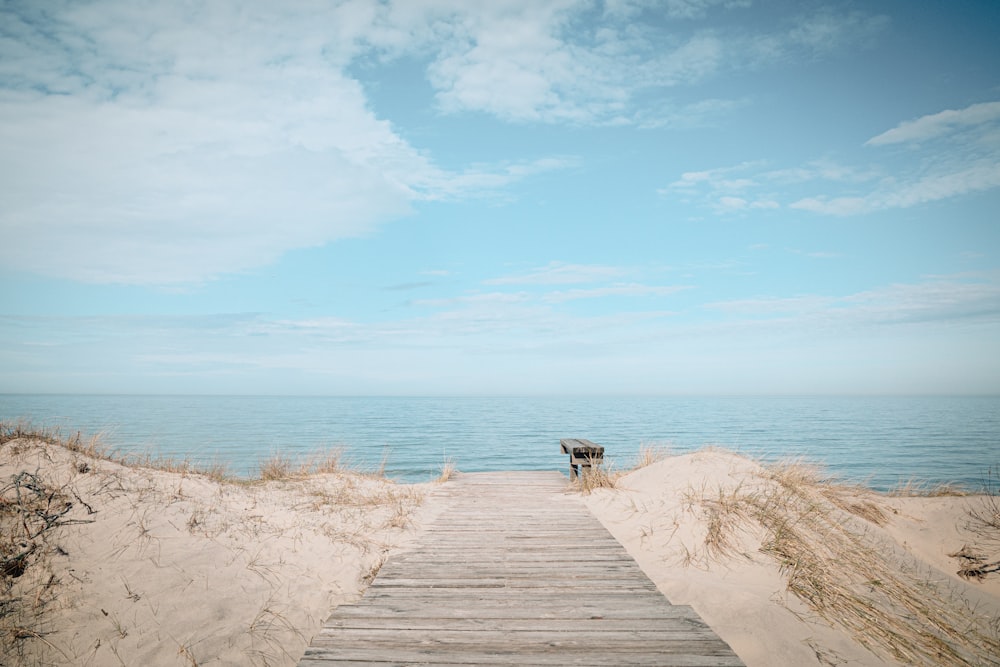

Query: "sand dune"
<box><xmin>585</xmin><ymin>450</ymin><xmax>1000</xmax><ymax>667</ymax></box>
<box><xmin>3</xmin><ymin>432</ymin><xmax>998</xmax><ymax>666</ymax></box>
<box><xmin>1</xmin><ymin>432</ymin><xmax>429</xmax><ymax>666</ymax></box>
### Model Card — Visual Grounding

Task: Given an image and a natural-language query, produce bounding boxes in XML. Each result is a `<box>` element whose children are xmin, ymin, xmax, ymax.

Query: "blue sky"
<box><xmin>1</xmin><ymin>0</ymin><xmax>999</xmax><ymax>395</ymax></box>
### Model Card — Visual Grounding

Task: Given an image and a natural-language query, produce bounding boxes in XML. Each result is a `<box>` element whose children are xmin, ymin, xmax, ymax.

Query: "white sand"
<box><xmin>4</xmin><ymin>438</ymin><xmax>998</xmax><ymax>666</ymax></box>
<box><xmin>1</xmin><ymin>437</ymin><xmax>431</xmax><ymax>666</ymax></box>
<box><xmin>584</xmin><ymin>450</ymin><xmax>1000</xmax><ymax>667</ymax></box>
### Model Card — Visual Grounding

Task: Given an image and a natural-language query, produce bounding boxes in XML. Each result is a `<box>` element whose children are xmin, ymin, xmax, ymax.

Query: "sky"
<box><xmin>1</xmin><ymin>0</ymin><xmax>999</xmax><ymax>396</ymax></box>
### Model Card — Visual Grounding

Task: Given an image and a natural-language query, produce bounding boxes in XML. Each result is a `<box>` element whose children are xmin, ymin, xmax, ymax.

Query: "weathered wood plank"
<box><xmin>330</xmin><ymin>602</ymin><xmax>699</xmax><ymax>620</ymax></box>
<box><xmin>300</xmin><ymin>646</ymin><xmax>744</xmax><ymax>667</ymax></box>
<box><xmin>309</xmin><ymin>630</ymin><xmax>740</xmax><ymax>646</ymax></box>
<box><xmin>320</xmin><ymin>616</ymin><xmax>712</xmax><ymax>631</ymax></box>
<box><xmin>297</xmin><ymin>471</ymin><xmax>744</xmax><ymax>666</ymax></box>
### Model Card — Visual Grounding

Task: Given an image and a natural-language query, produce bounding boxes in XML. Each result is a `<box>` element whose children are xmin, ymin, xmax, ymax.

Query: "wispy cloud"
<box><xmin>6</xmin><ymin>272</ymin><xmax>996</xmax><ymax>393</ymax></box>
<box><xmin>372</xmin><ymin>3</ymin><xmax>883</xmax><ymax>125</ymax></box>
<box><xmin>544</xmin><ymin>283</ymin><xmax>691</xmax><ymax>303</ymax></box>
<box><xmin>714</xmin><ymin>196</ymin><xmax>780</xmax><ymax>213</ymax></box>
<box><xmin>866</xmin><ymin>100</ymin><xmax>1000</xmax><ymax>146</ymax></box>
<box><xmin>745</xmin><ymin>9</ymin><xmax>889</xmax><ymax>65</ymax></box>
<box><xmin>790</xmin><ymin>159</ymin><xmax>1000</xmax><ymax>215</ymax></box>
<box><xmin>668</xmin><ymin>100</ymin><xmax>1000</xmax><ymax>216</ymax></box>
<box><xmin>705</xmin><ymin>274</ymin><xmax>1000</xmax><ymax>327</ymax></box>
<box><xmin>485</xmin><ymin>261</ymin><xmax>625</xmax><ymax>285</ymax></box>
<box><xmin>413</xmin><ymin>292</ymin><xmax>530</xmax><ymax>308</ymax></box>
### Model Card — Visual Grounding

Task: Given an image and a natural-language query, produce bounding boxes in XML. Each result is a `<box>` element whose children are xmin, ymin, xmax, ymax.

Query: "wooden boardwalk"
<box><xmin>298</xmin><ymin>471</ymin><xmax>744</xmax><ymax>666</ymax></box>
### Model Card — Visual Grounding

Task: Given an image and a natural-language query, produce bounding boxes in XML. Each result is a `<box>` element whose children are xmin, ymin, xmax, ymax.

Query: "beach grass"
<box><xmin>572</xmin><ymin>460</ymin><xmax>620</xmax><ymax>493</ymax></box>
<box><xmin>631</xmin><ymin>443</ymin><xmax>670</xmax><ymax>469</ymax></box>
<box><xmin>436</xmin><ymin>458</ymin><xmax>456</xmax><ymax>483</ymax></box>
<box><xmin>571</xmin><ymin>444</ymin><xmax>673</xmax><ymax>493</ymax></box>
<box><xmin>673</xmin><ymin>454</ymin><xmax>1000</xmax><ymax>666</ymax></box>
<box><xmin>1</xmin><ymin>421</ymin><xmax>394</xmax><ymax>485</ymax></box>
<box><xmin>0</xmin><ymin>422</ymin><xmax>426</xmax><ymax>665</ymax></box>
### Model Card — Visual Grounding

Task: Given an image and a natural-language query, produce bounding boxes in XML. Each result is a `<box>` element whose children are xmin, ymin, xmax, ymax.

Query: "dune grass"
<box><xmin>571</xmin><ymin>445</ymin><xmax>671</xmax><ymax>494</ymax></box>
<box><xmin>436</xmin><ymin>458</ymin><xmax>456</xmax><ymax>483</ymax></box>
<box><xmin>571</xmin><ymin>460</ymin><xmax>619</xmax><ymax>493</ymax></box>
<box><xmin>890</xmin><ymin>478</ymin><xmax>970</xmax><ymax>497</ymax></box>
<box><xmin>0</xmin><ymin>422</ymin><xmax>425</xmax><ymax>664</ymax></box>
<box><xmin>1</xmin><ymin>421</ymin><xmax>394</xmax><ymax>486</ymax></box>
<box><xmin>631</xmin><ymin>443</ymin><xmax>670</xmax><ymax>469</ymax></box>
<box><xmin>672</xmin><ymin>455</ymin><xmax>1000</xmax><ymax>666</ymax></box>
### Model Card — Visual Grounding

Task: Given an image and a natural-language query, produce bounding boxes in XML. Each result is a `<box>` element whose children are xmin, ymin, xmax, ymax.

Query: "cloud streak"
<box><xmin>866</xmin><ymin>101</ymin><xmax>1000</xmax><ymax>146</ymax></box>
<box><xmin>668</xmin><ymin>100</ymin><xmax>1000</xmax><ymax>216</ymax></box>
<box><xmin>485</xmin><ymin>261</ymin><xmax>625</xmax><ymax>285</ymax></box>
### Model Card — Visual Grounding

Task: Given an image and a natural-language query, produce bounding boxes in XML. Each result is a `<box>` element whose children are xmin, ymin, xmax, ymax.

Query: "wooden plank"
<box><xmin>320</xmin><ymin>616</ymin><xmax>712</xmax><ymax>631</ymax></box>
<box><xmin>297</xmin><ymin>471</ymin><xmax>744</xmax><ymax>666</ymax></box>
<box><xmin>300</xmin><ymin>646</ymin><xmax>744</xmax><ymax>667</ymax></box>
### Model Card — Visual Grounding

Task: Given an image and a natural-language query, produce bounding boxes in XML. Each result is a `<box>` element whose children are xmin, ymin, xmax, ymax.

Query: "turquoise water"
<box><xmin>1</xmin><ymin>394</ymin><xmax>998</xmax><ymax>490</ymax></box>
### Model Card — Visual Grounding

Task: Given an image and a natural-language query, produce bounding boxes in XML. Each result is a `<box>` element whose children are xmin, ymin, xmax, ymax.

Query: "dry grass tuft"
<box><xmin>258</xmin><ymin>451</ymin><xmax>296</xmax><ymax>481</ymax></box>
<box><xmin>303</xmin><ymin>448</ymin><xmax>343</xmax><ymax>475</ymax></box>
<box><xmin>362</xmin><ymin>554</ymin><xmax>387</xmax><ymax>585</ymax></box>
<box><xmin>680</xmin><ymin>457</ymin><xmax>1000</xmax><ymax>666</ymax></box>
<box><xmin>572</xmin><ymin>462</ymin><xmax>620</xmax><ymax>494</ymax></box>
<box><xmin>891</xmin><ymin>479</ymin><xmax>971</xmax><ymax>497</ymax></box>
<box><xmin>765</xmin><ymin>461</ymin><xmax>889</xmax><ymax>526</ymax></box>
<box><xmin>436</xmin><ymin>459</ymin><xmax>456</xmax><ymax>484</ymax></box>
<box><xmin>1</xmin><ymin>421</ymin><xmax>107</xmax><ymax>460</ymax></box>
<box><xmin>631</xmin><ymin>444</ymin><xmax>669</xmax><ymax>470</ymax></box>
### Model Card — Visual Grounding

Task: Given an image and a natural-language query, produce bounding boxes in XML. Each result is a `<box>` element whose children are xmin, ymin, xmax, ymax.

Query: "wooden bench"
<box><xmin>560</xmin><ymin>438</ymin><xmax>605</xmax><ymax>480</ymax></box>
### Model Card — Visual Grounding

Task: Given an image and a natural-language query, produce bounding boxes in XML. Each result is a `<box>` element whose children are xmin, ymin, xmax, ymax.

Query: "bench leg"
<box><xmin>569</xmin><ymin>463</ymin><xmax>578</xmax><ymax>480</ymax></box>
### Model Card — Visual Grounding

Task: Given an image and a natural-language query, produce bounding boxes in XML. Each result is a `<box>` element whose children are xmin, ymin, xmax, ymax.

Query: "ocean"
<box><xmin>1</xmin><ymin>394</ymin><xmax>998</xmax><ymax>490</ymax></box>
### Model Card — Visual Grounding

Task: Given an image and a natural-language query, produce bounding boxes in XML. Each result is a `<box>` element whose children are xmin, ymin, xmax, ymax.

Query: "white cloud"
<box><xmin>790</xmin><ymin>160</ymin><xmax>1000</xmax><ymax>215</ymax></box>
<box><xmin>666</xmin><ymin>161</ymin><xmax>764</xmax><ymax>191</ymax></box>
<box><xmin>0</xmin><ymin>2</ymin><xmax>572</xmax><ymax>284</ymax></box>
<box><xmin>486</xmin><ymin>261</ymin><xmax>625</xmax><ymax>285</ymax></box>
<box><xmin>876</xmin><ymin>161</ymin><xmax>1000</xmax><ymax>209</ymax></box>
<box><xmin>0</xmin><ymin>2</ymin><xmax>909</xmax><ymax>286</ymax></box>
<box><xmin>866</xmin><ymin>100</ymin><xmax>1000</xmax><ymax>146</ymax></box>
<box><xmin>741</xmin><ymin>9</ymin><xmax>888</xmax><ymax>67</ymax></box>
<box><xmin>366</xmin><ymin>3</ymin><xmax>880</xmax><ymax>127</ymax></box>
<box><xmin>763</xmin><ymin>159</ymin><xmax>881</xmax><ymax>184</ymax></box>
<box><xmin>717</xmin><ymin>196</ymin><xmax>748</xmax><ymax>210</ymax></box>
<box><xmin>544</xmin><ymin>283</ymin><xmax>690</xmax><ymax>303</ymax></box>
<box><xmin>789</xmin><ymin>196</ymin><xmax>869</xmax><ymax>216</ymax></box>
<box><xmin>705</xmin><ymin>294</ymin><xmax>835</xmax><ymax>315</ymax></box>
<box><xmin>635</xmin><ymin>97</ymin><xmax>747</xmax><ymax>129</ymax></box>
<box><xmin>413</xmin><ymin>292</ymin><xmax>530</xmax><ymax>308</ymax></box>
<box><xmin>674</xmin><ymin>98</ymin><xmax>1000</xmax><ymax>217</ymax></box>
<box><xmin>667</xmin><ymin>161</ymin><xmax>784</xmax><ymax>212</ymax></box>
<box><xmin>421</xmin><ymin>5</ymin><xmax>729</xmax><ymax>124</ymax></box>
<box><xmin>705</xmin><ymin>275</ymin><xmax>1000</xmax><ymax>327</ymax></box>
<box><xmin>786</xmin><ymin>10</ymin><xmax>889</xmax><ymax>53</ymax></box>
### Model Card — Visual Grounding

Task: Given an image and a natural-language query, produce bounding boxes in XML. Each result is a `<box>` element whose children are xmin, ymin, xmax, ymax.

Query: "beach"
<box><xmin>1</xmin><ymin>429</ymin><xmax>433</xmax><ymax>665</ymax></box>
<box><xmin>2</xmin><ymin>430</ymin><xmax>998</xmax><ymax>666</ymax></box>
